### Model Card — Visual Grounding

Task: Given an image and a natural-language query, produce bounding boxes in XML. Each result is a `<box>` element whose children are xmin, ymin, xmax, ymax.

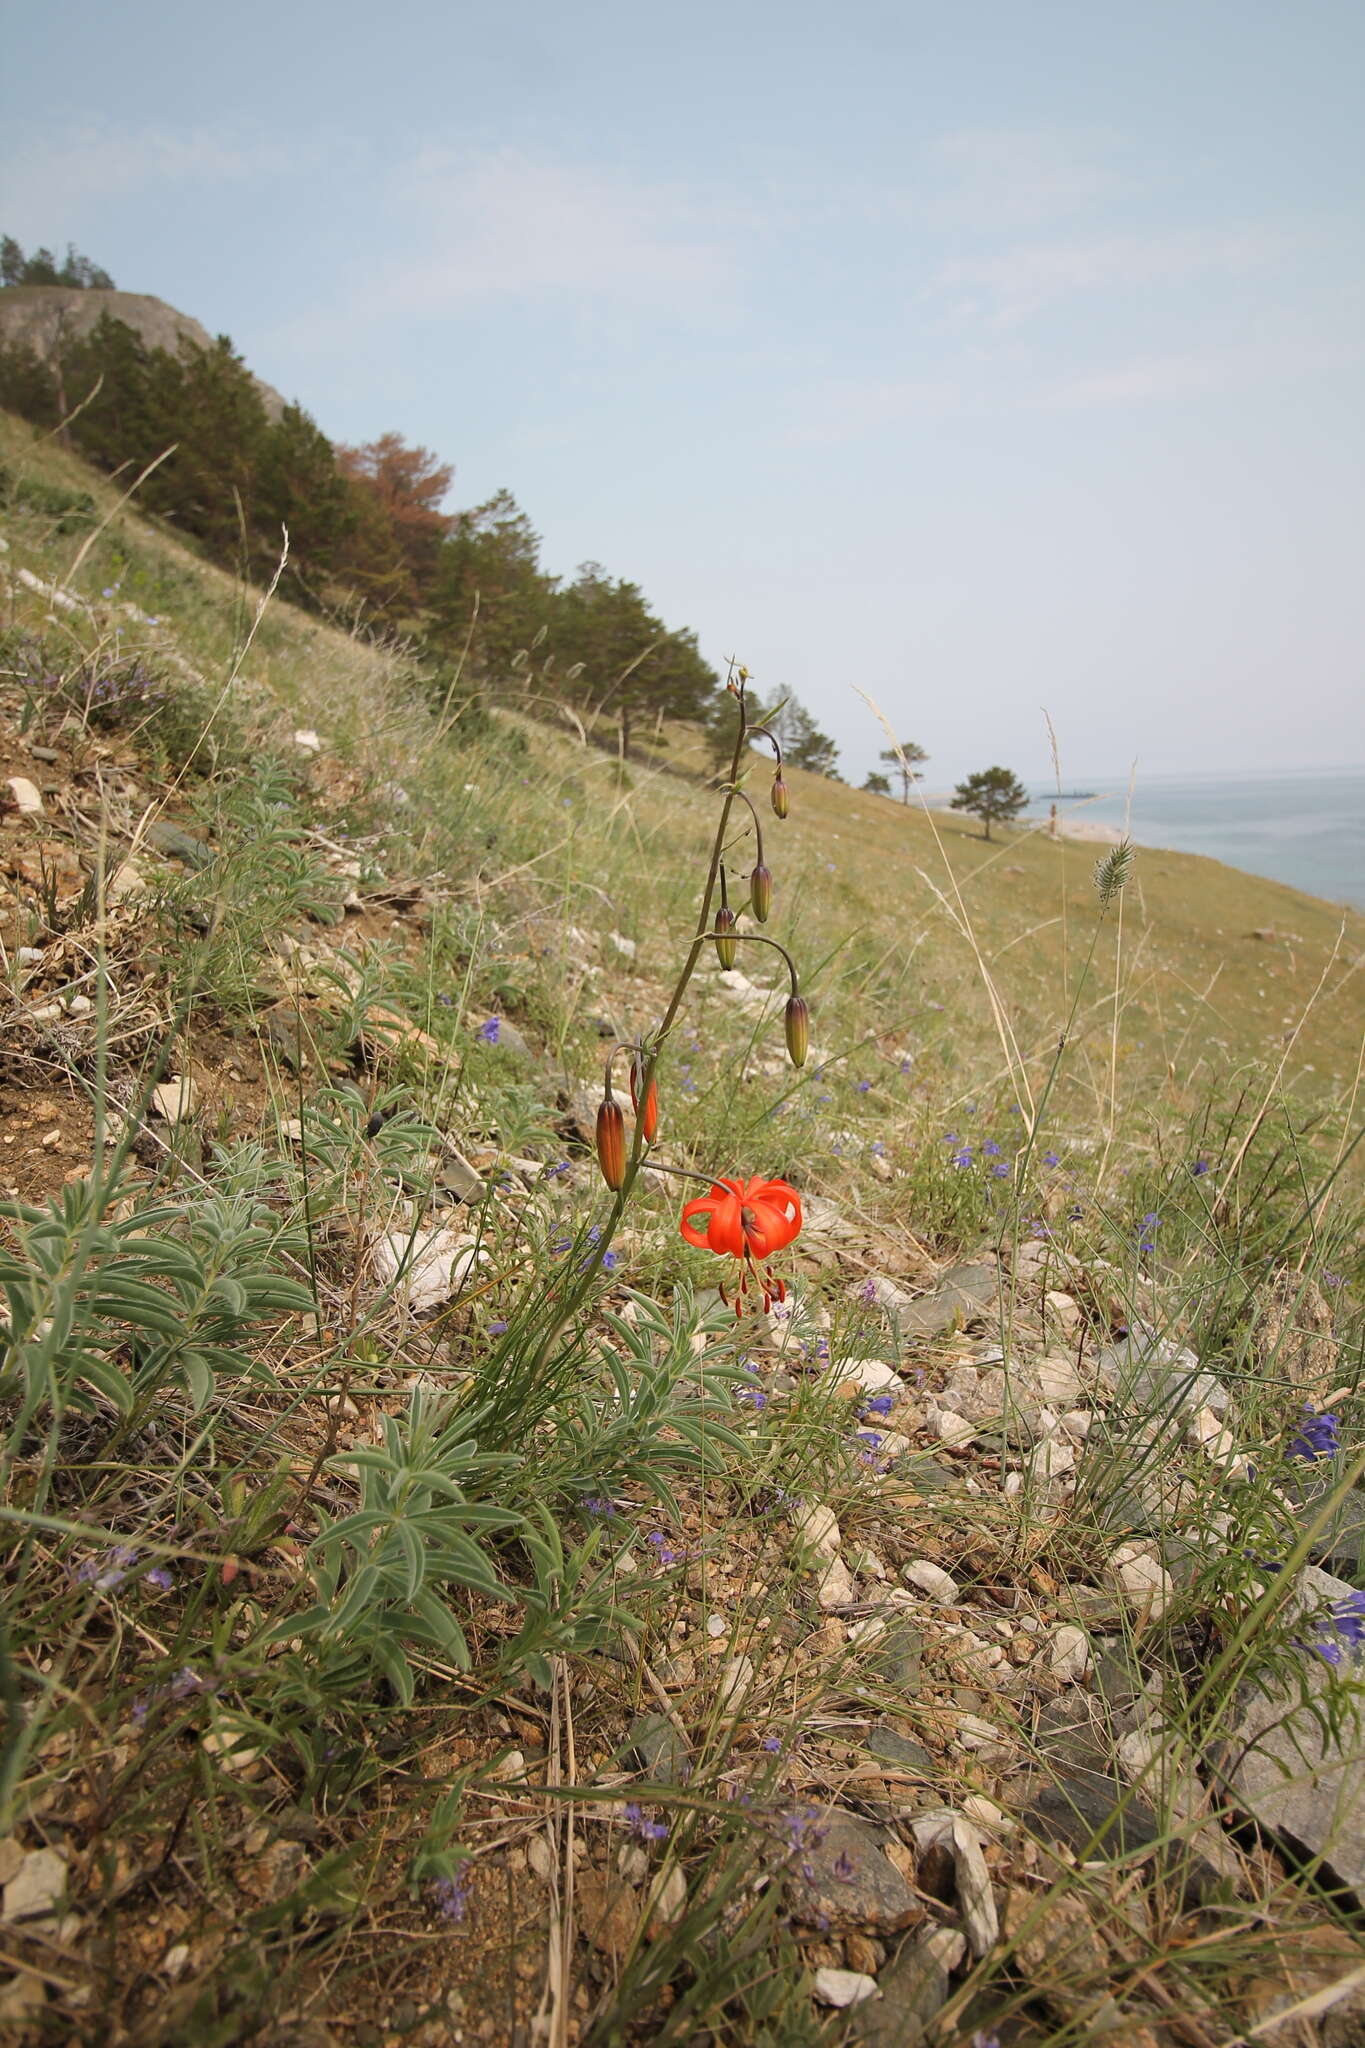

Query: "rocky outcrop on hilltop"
<box><xmin>0</xmin><ymin>284</ymin><xmax>286</xmax><ymax>420</ymax></box>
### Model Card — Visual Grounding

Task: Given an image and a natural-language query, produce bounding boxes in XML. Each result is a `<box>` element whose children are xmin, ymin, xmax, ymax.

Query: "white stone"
<box><xmin>847</xmin><ymin>1615</ymin><xmax>887</xmax><ymax>1648</ymax></box>
<box><xmin>948</xmin><ymin>1817</ymin><xmax>999</xmax><ymax>1957</ymax></box>
<box><xmin>1045</xmin><ymin>1290</ymin><xmax>1082</xmax><ymax>1333</ymax></box>
<box><xmin>902</xmin><ymin>1559</ymin><xmax>959</xmax><ymax>1604</ymax></box>
<box><xmin>828</xmin><ymin>1355</ymin><xmax>905</xmax><ymax>1395</ymax></box>
<box><xmin>373</xmin><ymin>1226</ymin><xmax>485</xmax><ymax>1311</ymax></box>
<box><xmin>921</xmin><ymin>1927</ymin><xmax>967</xmax><ymax>1973</ymax></box>
<box><xmin>645</xmin><ymin>1859</ymin><xmax>687</xmax><ymax>1930</ymax></box>
<box><xmin>292</xmin><ymin>729</ymin><xmax>322</xmax><ymax>753</ymax></box>
<box><xmin>961</xmin><ymin>1794</ymin><xmax>1011</xmax><ymax>1831</ymax></box>
<box><xmin>2</xmin><ymin>1847</ymin><xmax>66</xmax><ymax>1921</ymax></box>
<box><xmin>1025</xmin><ymin>1437</ymin><xmax>1075</xmax><ymax>1483</ymax></box>
<box><xmin>1110</xmin><ymin>1542</ymin><xmax>1172</xmax><ymax>1620</ymax></box>
<box><xmin>607</xmin><ymin>931</ymin><xmax>637</xmax><ymax>959</ymax></box>
<box><xmin>847</xmin><ymin>1544</ymin><xmax>887</xmax><ymax>1580</ymax></box>
<box><xmin>934</xmin><ymin>1408</ymin><xmax>975</xmax><ymax>1447</ymax></box>
<box><xmin>150</xmin><ymin>1077</ymin><xmax>198</xmax><ymax>1121</ymax></box>
<box><xmin>1059</xmin><ymin>1409</ymin><xmax>1092</xmax><ymax>1442</ymax></box>
<box><xmin>1035</xmin><ymin>1356</ymin><xmax>1081</xmax><ymax>1406</ymax></box>
<box><xmin>5</xmin><ymin>777</ymin><xmax>43</xmax><ymax>815</ymax></box>
<box><xmin>705</xmin><ymin>1614</ymin><xmax>727</xmax><ymax>1639</ymax></box>
<box><xmin>813</xmin><ymin>1968</ymin><xmax>878</xmax><ymax>2008</ymax></box>
<box><xmin>817</xmin><ymin>1555</ymin><xmax>856</xmax><ymax>1609</ymax></box>
<box><xmin>794</xmin><ymin>1501</ymin><xmax>841</xmax><ymax>1560</ymax></box>
<box><xmin>717</xmin><ymin>1655</ymin><xmax>755</xmax><ymax>1709</ymax></box>
<box><xmin>1049</xmin><ymin>1624</ymin><xmax>1091</xmax><ymax>1682</ymax></box>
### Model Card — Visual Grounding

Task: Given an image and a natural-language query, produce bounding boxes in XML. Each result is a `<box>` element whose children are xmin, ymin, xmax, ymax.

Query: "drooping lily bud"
<box><xmin>784</xmin><ymin>994</ymin><xmax>809</xmax><ymax>1067</ymax></box>
<box><xmin>629</xmin><ymin>1063</ymin><xmax>659</xmax><ymax>1141</ymax></box>
<box><xmin>770</xmin><ymin>773</ymin><xmax>790</xmax><ymax>819</ymax></box>
<box><xmin>749</xmin><ymin>863</ymin><xmax>773</xmax><ymax>922</ymax></box>
<box><xmin>595</xmin><ymin>1097</ymin><xmax>627</xmax><ymax>1189</ymax></box>
<box><xmin>713</xmin><ymin>905</ymin><xmax>738</xmax><ymax>968</ymax></box>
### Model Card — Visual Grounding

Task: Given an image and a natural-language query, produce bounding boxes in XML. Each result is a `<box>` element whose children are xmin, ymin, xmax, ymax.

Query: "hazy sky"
<box><xmin>5</xmin><ymin>1</ymin><xmax>1363</xmax><ymax>786</ymax></box>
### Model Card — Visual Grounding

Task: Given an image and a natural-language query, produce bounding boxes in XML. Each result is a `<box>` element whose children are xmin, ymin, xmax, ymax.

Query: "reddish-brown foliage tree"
<box><xmin>336</xmin><ymin>433</ymin><xmax>455</xmax><ymax>613</ymax></box>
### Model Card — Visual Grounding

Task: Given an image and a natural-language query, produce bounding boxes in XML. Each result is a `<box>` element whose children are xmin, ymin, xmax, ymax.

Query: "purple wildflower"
<box><xmin>870</xmin><ymin>1138</ymin><xmax>886</xmax><ymax>1157</ymax></box>
<box><xmin>859</xmin><ymin>1277</ymin><xmax>878</xmax><ymax>1304</ymax></box>
<box><xmin>488</xmin><ymin>1319</ymin><xmax>509</xmax><ymax>1334</ymax></box>
<box><xmin>1191</xmin><ymin>1159</ymin><xmax>1209</xmax><ymax>1177</ymax></box>
<box><xmin>861</xmin><ymin>1392</ymin><xmax>894</xmax><ymax>1419</ymax></box>
<box><xmin>582</xmin><ymin>1497</ymin><xmax>617</xmax><ymax>1518</ymax></box>
<box><xmin>476</xmin><ymin>1017</ymin><xmax>500</xmax><ymax>1045</ymax></box>
<box><xmin>431</xmin><ymin>1871</ymin><xmax>471</xmax><ymax>1923</ymax></box>
<box><xmin>1043</xmin><ymin>1150</ymin><xmax>1060</xmax><ymax>1166</ymax></box>
<box><xmin>648</xmin><ymin>1531</ymin><xmax>681</xmax><ymax>1565</ymax></box>
<box><xmin>1310</xmin><ymin>1590</ymin><xmax>1365</xmax><ymax>1667</ymax></box>
<box><xmin>623</xmin><ymin>1802</ymin><xmax>669</xmax><ymax>1843</ymax></box>
<box><xmin>780</xmin><ymin>1807</ymin><xmax>827</xmax><ymax>1856</ymax></box>
<box><xmin>982</xmin><ymin>1140</ymin><xmax>1002</xmax><ymax>1158</ymax></box>
<box><xmin>832</xmin><ymin>1850</ymin><xmax>857</xmax><ymax>1882</ymax></box>
<box><xmin>953</xmin><ymin>1148</ymin><xmax>973</xmax><ymax>1169</ymax></box>
<box><xmin>990</xmin><ymin>1162</ymin><xmax>1010</xmax><ymax>1178</ymax></box>
<box><xmin>75</xmin><ymin>1544</ymin><xmax>138</xmax><ymax>1591</ymax></box>
<box><xmin>1323</xmin><ymin>1272</ymin><xmax>1343</xmax><ymax>1288</ymax></box>
<box><xmin>761</xmin><ymin>1734</ymin><xmax>782</xmax><ymax>1752</ymax></box>
<box><xmin>146</xmin><ymin>1565</ymin><xmax>175</xmax><ymax>1592</ymax></box>
<box><xmin>1287</xmin><ymin>1405</ymin><xmax>1340</xmax><ymax>1463</ymax></box>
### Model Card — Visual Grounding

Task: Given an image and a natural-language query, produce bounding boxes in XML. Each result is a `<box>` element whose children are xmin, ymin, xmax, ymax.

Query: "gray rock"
<box><xmin>862</xmin><ymin>1726</ymin><xmax>934</xmax><ymax>1775</ymax></box>
<box><xmin>626</xmin><ymin>1713</ymin><xmax>691</xmax><ymax>1786</ymax></box>
<box><xmin>895</xmin><ymin>1261</ymin><xmax>999</xmax><ymax>1338</ymax></box>
<box><xmin>436</xmin><ymin>1148</ymin><xmax>485</xmax><ymax>1205</ymax></box>
<box><xmin>869</xmin><ymin>1623</ymin><xmax>924</xmax><ymax>1691</ymax></box>
<box><xmin>1213</xmin><ymin>1565</ymin><xmax>1365</xmax><ymax>1894</ymax></box>
<box><xmin>783</xmin><ymin>1807</ymin><xmax>923</xmax><ymax>1934</ymax></box>
<box><xmin>1025</xmin><ymin>1772</ymin><xmax>1165</xmax><ymax>1864</ymax></box>
<box><xmin>146</xmin><ymin>820</ymin><xmax>213</xmax><ymax>867</ymax></box>
<box><xmin>850</xmin><ymin>1925</ymin><xmax>963</xmax><ymax>2046</ymax></box>
<box><xmin>1097</xmin><ymin>1330</ymin><xmax>1228</xmax><ymax>1417</ymax></box>
<box><xmin>488</xmin><ymin>1019</ymin><xmax>535</xmax><ymax>1061</ymax></box>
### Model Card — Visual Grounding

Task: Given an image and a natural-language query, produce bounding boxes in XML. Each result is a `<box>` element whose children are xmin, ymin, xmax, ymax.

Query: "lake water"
<box><xmin>1028</xmin><ymin>768</ymin><xmax>1365</xmax><ymax>909</ymax></box>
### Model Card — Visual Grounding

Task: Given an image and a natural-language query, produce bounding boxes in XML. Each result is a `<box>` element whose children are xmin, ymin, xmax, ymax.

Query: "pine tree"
<box><xmin>950</xmin><ymin>766</ymin><xmax>1030</xmax><ymax>841</ymax></box>
<box><xmin>879</xmin><ymin>739</ymin><xmax>928</xmax><ymax>802</ymax></box>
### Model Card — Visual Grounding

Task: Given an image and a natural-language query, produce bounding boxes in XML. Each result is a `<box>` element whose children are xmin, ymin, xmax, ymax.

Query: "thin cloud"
<box><xmin>1035</xmin><ymin>337</ymin><xmax>1362</xmax><ymax>409</ymax></box>
<box><xmin>935</xmin><ymin>225</ymin><xmax>1293</xmax><ymax>328</ymax></box>
<box><xmin>4</xmin><ymin>123</ymin><xmax>309</xmax><ymax>221</ymax></box>
<box><xmin>375</xmin><ymin>148</ymin><xmax>740</xmax><ymax>312</ymax></box>
<box><xmin>923</xmin><ymin>126</ymin><xmax>1127</xmax><ymax>232</ymax></box>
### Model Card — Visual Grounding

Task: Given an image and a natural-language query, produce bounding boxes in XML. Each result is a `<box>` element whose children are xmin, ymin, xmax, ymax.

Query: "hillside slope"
<box><xmin>2</xmin><ymin>411</ymin><xmax>1363</xmax><ymax>2047</ymax></box>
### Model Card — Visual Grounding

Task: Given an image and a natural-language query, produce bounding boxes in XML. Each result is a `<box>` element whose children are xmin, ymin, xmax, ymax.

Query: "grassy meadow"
<box><xmin>1</xmin><ymin>408</ymin><xmax>1364</xmax><ymax>2047</ymax></box>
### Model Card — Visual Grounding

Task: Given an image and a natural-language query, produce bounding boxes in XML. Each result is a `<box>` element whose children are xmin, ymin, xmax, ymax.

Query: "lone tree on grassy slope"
<box><xmin>862</xmin><ymin>770</ymin><xmax>892</xmax><ymax>796</ymax></box>
<box><xmin>879</xmin><ymin>739</ymin><xmax>928</xmax><ymax>802</ymax></box>
<box><xmin>951</xmin><ymin>765</ymin><xmax>1029</xmax><ymax>841</ymax></box>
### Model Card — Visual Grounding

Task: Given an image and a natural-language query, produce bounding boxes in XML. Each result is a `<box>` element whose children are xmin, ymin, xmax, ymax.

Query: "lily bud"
<box><xmin>770</xmin><ymin>773</ymin><xmax>789</xmax><ymax>819</ymax></box>
<box><xmin>713</xmin><ymin>905</ymin><xmax>738</xmax><ymax>968</ymax></box>
<box><xmin>595</xmin><ymin>1098</ymin><xmax>627</xmax><ymax>1189</ymax></box>
<box><xmin>784</xmin><ymin>994</ymin><xmax>810</xmax><ymax>1067</ymax></box>
<box><xmin>749</xmin><ymin>863</ymin><xmax>773</xmax><ymax>923</ymax></box>
<box><xmin>629</xmin><ymin>1065</ymin><xmax>659</xmax><ymax>1142</ymax></box>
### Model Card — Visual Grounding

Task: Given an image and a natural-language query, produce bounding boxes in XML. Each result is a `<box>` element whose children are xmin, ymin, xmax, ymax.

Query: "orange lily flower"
<box><xmin>678</xmin><ymin>1175</ymin><xmax>802</xmax><ymax>1314</ymax></box>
